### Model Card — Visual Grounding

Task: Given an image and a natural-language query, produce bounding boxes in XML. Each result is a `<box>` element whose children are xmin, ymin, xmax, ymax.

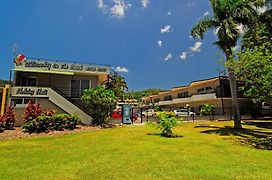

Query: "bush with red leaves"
<box><xmin>23</xmin><ymin>101</ymin><xmax>43</xmax><ymax>123</ymax></box>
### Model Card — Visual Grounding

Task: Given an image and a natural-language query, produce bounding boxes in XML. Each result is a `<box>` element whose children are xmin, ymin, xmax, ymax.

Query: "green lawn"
<box><xmin>0</xmin><ymin>121</ymin><xmax>272</xmax><ymax>179</ymax></box>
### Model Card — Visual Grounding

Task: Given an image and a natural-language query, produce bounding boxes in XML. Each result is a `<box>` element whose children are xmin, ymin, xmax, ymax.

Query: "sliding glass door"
<box><xmin>71</xmin><ymin>80</ymin><xmax>91</xmax><ymax>98</ymax></box>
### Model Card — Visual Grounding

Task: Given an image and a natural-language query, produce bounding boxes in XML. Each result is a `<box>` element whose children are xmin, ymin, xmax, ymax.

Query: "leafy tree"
<box><xmin>227</xmin><ymin>39</ymin><xmax>272</xmax><ymax>109</ymax></box>
<box><xmin>124</xmin><ymin>88</ymin><xmax>165</xmax><ymax>101</ymax></box>
<box><xmin>105</xmin><ymin>72</ymin><xmax>128</xmax><ymax>101</ymax></box>
<box><xmin>81</xmin><ymin>86</ymin><xmax>117</xmax><ymax>126</ymax></box>
<box><xmin>191</xmin><ymin>0</ymin><xmax>268</xmax><ymax>129</ymax></box>
<box><xmin>200</xmin><ymin>104</ymin><xmax>215</xmax><ymax>116</ymax></box>
<box><xmin>155</xmin><ymin>111</ymin><xmax>178</xmax><ymax>137</ymax></box>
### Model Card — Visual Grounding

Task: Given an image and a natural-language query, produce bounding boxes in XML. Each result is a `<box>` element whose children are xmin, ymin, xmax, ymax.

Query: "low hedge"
<box><xmin>23</xmin><ymin>114</ymin><xmax>79</xmax><ymax>133</ymax></box>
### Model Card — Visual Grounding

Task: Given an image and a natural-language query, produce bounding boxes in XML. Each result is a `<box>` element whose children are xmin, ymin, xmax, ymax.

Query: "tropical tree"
<box><xmin>191</xmin><ymin>0</ymin><xmax>269</xmax><ymax>129</ymax></box>
<box><xmin>102</xmin><ymin>71</ymin><xmax>128</xmax><ymax>101</ymax></box>
<box><xmin>227</xmin><ymin>36</ymin><xmax>272</xmax><ymax>110</ymax></box>
<box><xmin>81</xmin><ymin>86</ymin><xmax>117</xmax><ymax>126</ymax></box>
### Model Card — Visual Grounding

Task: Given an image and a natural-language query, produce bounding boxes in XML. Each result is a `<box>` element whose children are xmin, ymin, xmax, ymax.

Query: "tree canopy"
<box><xmin>81</xmin><ymin>86</ymin><xmax>117</xmax><ymax>126</ymax></box>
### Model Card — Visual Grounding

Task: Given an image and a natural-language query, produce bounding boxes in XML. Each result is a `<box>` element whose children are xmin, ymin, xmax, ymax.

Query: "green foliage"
<box><xmin>53</xmin><ymin>114</ymin><xmax>79</xmax><ymax>130</ymax></box>
<box><xmin>106</xmin><ymin>73</ymin><xmax>128</xmax><ymax>100</ymax></box>
<box><xmin>124</xmin><ymin>88</ymin><xmax>165</xmax><ymax>101</ymax></box>
<box><xmin>150</xmin><ymin>111</ymin><xmax>179</xmax><ymax>137</ymax></box>
<box><xmin>227</xmin><ymin>39</ymin><xmax>272</xmax><ymax>105</ymax></box>
<box><xmin>23</xmin><ymin>114</ymin><xmax>79</xmax><ymax>133</ymax></box>
<box><xmin>156</xmin><ymin>111</ymin><xmax>176</xmax><ymax>119</ymax></box>
<box><xmin>23</xmin><ymin>101</ymin><xmax>43</xmax><ymax>123</ymax></box>
<box><xmin>0</xmin><ymin>79</ymin><xmax>9</xmax><ymax>87</ymax></box>
<box><xmin>153</xmin><ymin>105</ymin><xmax>162</xmax><ymax>112</ymax></box>
<box><xmin>200</xmin><ymin>104</ymin><xmax>215</xmax><ymax>116</ymax></box>
<box><xmin>81</xmin><ymin>86</ymin><xmax>117</xmax><ymax>125</ymax></box>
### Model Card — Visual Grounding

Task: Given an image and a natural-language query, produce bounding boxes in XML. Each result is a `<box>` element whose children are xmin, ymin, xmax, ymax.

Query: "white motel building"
<box><xmin>142</xmin><ymin>76</ymin><xmax>252</xmax><ymax>116</ymax></box>
<box><xmin>1</xmin><ymin>57</ymin><xmax>110</xmax><ymax>126</ymax></box>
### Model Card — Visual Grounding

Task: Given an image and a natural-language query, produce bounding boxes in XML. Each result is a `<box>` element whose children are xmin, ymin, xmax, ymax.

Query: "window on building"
<box><xmin>164</xmin><ymin>95</ymin><xmax>172</xmax><ymax>101</ymax></box>
<box><xmin>197</xmin><ymin>86</ymin><xmax>214</xmax><ymax>94</ymax></box>
<box><xmin>71</xmin><ymin>80</ymin><xmax>92</xmax><ymax>98</ymax></box>
<box><xmin>154</xmin><ymin>98</ymin><xmax>160</xmax><ymax>103</ymax></box>
<box><xmin>11</xmin><ymin>98</ymin><xmax>36</xmax><ymax>107</ymax></box>
<box><xmin>178</xmin><ymin>91</ymin><xmax>189</xmax><ymax>98</ymax></box>
<box><xmin>20</xmin><ymin>77</ymin><xmax>38</xmax><ymax>86</ymax></box>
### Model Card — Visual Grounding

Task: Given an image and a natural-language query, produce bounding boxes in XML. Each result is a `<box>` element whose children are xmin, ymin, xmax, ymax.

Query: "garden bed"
<box><xmin>0</xmin><ymin>125</ymin><xmax>101</xmax><ymax>140</ymax></box>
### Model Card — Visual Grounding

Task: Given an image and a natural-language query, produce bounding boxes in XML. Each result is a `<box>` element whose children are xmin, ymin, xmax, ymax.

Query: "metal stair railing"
<box><xmin>52</xmin><ymin>87</ymin><xmax>92</xmax><ymax>116</ymax></box>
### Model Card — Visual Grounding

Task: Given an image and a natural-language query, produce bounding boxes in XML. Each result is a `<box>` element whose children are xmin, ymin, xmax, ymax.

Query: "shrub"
<box><xmin>200</xmin><ymin>104</ymin><xmax>215</xmax><ymax>116</ymax></box>
<box><xmin>23</xmin><ymin>101</ymin><xmax>42</xmax><ymax>123</ymax></box>
<box><xmin>0</xmin><ymin>116</ymin><xmax>5</xmax><ymax>133</ymax></box>
<box><xmin>81</xmin><ymin>86</ymin><xmax>117</xmax><ymax>126</ymax></box>
<box><xmin>23</xmin><ymin>113</ymin><xmax>79</xmax><ymax>133</ymax></box>
<box><xmin>158</xmin><ymin>112</ymin><xmax>178</xmax><ymax>137</ymax></box>
<box><xmin>52</xmin><ymin>114</ymin><xmax>78</xmax><ymax>130</ymax></box>
<box><xmin>3</xmin><ymin>106</ymin><xmax>16</xmax><ymax>129</ymax></box>
<box><xmin>149</xmin><ymin>111</ymin><xmax>178</xmax><ymax>137</ymax></box>
<box><xmin>42</xmin><ymin>110</ymin><xmax>55</xmax><ymax>117</ymax></box>
<box><xmin>156</xmin><ymin>111</ymin><xmax>176</xmax><ymax>119</ymax></box>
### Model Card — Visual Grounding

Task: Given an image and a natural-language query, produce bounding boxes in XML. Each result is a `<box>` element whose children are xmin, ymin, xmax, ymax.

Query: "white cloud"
<box><xmin>164</xmin><ymin>53</ymin><xmax>172</xmax><ymax>61</ymax></box>
<box><xmin>189</xmin><ymin>42</ymin><xmax>202</xmax><ymax>52</ymax></box>
<box><xmin>157</xmin><ymin>40</ymin><xmax>162</xmax><ymax>47</ymax></box>
<box><xmin>167</xmin><ymin>11</ymin><xmax>172</xmax><ymax>15</ymax></box>
<box><xmin>110</xmin><ymin>0</ymin><xmax>132</xmax><ymax>19</ymax></box>
<box><xmin>161</xmin><ymin>25</ymin><xmax>172</xmax><ymax>34</ymax></box>
<box><xmin>141</xmin><ymin>0</ymin><xmax>149</xmax><ymax>8</ymax></box>
<box><xmin>114</xmin><ymin>66</ymin><xmax>129</xmax><ymax>73</ymax></box>
<box><xmin>98</xmin><ymin>0</ymin><xmax>104</xmax><ymax>9</ymax></box>
<box><xmin>97</xmin><ymin>0</ymin><xmax>131</xmax><ymax>19</ymax></box>
<box><xmin>203</xmin><ymin>11</ymin><xmax>209</xmax><ymax>17</ymax></box>
<box><xmin>186</xmin><ymin>2</ymin><xmax>196</xmax><ymax>7</ymax></box>
<box><xmin>179</xmin><ymin>52</ymin><xmax>187</xmax><ymax>60</ymax></box>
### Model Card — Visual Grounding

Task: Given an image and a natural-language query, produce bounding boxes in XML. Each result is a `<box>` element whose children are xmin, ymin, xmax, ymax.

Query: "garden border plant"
<box><xmin>22</xmin><ymin>101</ymin><xmax>79</xmax><ymax>133</ymax></box>
<box><xmin>0</xmin><ymin>106</ymin><xmax>16</xmax><ymax>132</ymax></box>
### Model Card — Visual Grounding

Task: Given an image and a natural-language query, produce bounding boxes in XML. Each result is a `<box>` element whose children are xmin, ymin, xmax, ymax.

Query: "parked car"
<box><xmin>173</xmin><ymin>109</ymin><xmax>196</xmax><ymax>117</ymax></box>
<box><xmin>142</xmin><ymin>109</ymin><xmax>156</xmax><ymax>117</ymax></box>
<box><xmin>111</xmin><ymin>110</ymin><xmax>122</xmax><ymax>119</ymax></box>
<box><xmin>111</xmin><ymin>111</ymin><xmax>138</xmax><ymax>121</ymax></box>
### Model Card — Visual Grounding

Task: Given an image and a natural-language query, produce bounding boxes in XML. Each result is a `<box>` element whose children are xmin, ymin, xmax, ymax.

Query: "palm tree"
<box><xmin>101</xmin><ymin>70</ymin><xmax>128</xmax><ymax>101</ymax></box>
<box><xmin>191</xmin><ymin>0</ymin><xmax>269</xmax><ymax>129</ymax></box>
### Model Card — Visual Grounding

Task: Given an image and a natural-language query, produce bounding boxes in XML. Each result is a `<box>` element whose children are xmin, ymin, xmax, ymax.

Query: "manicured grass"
<box><xmin>0</xmin><ymin>121</ymin><xmax>272</xmax><ymax>179</ymax></box>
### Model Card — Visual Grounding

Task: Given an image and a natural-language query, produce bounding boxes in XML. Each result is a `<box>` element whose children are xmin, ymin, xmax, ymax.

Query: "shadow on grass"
<box><xmin>194</xmin><ymin>124</ymin><xmax>221</xmax><ymax>129</ymax></box>
<box><xmin>243</xmin><ymin>120</ymin><xmax>272</xmax><ymax>130</ymax></box>
<box><xmin>201</xmin><ymin>126</ymin><xmax>272</xmax><ymax>150</ymax></box>
<box><xmin>147</xmin><ymin>133</ymin><xmax>183</xmax><ymax>138</ymax></box>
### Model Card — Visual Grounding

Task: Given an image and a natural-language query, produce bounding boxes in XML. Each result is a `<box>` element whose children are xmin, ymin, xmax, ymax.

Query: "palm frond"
<box><xmin>191</xmin><ymin>17</ymin><xmax>219</xmax><ymax>39</ymax></box>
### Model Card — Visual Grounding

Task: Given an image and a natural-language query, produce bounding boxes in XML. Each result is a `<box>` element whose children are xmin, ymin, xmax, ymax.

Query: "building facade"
<box><xmin>6</xmin><ymin>57</ymin><xmax>110</xmax><ymax>126</ymax></box>
<box><xmin>142</xmin><ymin>77</ymin><xmax>251</xmax><ymax>116</ymax></box>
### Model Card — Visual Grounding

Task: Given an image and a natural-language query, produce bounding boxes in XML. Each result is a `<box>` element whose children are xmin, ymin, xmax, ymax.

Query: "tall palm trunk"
<box><xmin>225</xmin><ymin>51</ymin><xmax>242</xmax><ymax>129</ymax></box>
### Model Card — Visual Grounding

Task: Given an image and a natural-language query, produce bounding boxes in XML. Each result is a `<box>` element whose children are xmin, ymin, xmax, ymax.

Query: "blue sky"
<box><xmin>0</xmin><ymin>0</ymin><xmax>226</xmax><ymax>90</ymax></box>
